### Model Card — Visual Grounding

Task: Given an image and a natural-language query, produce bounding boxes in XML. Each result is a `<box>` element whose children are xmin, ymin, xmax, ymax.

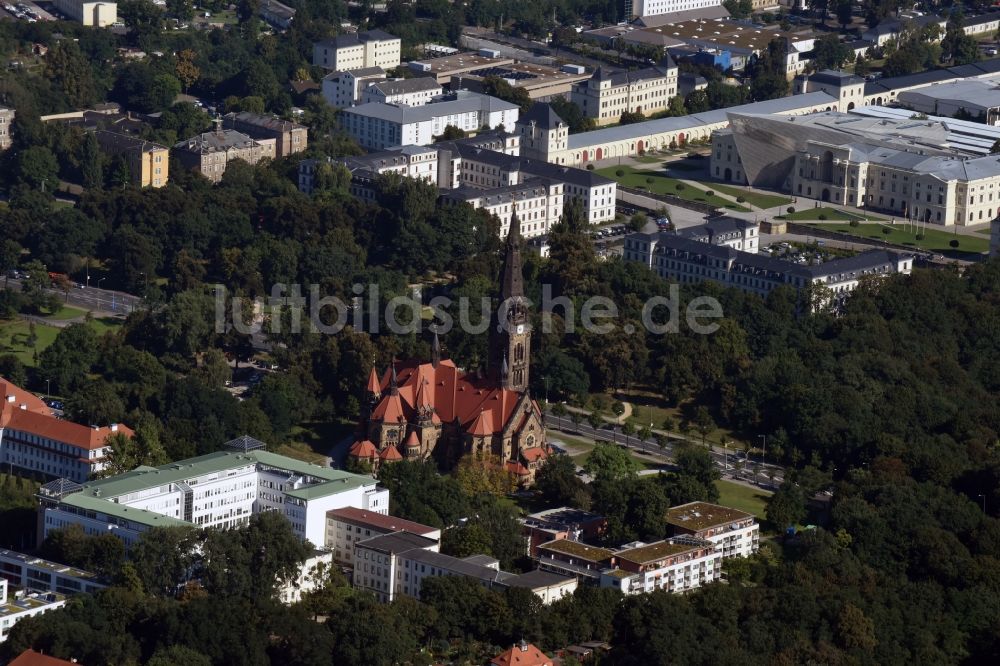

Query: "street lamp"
<box><xmin>758</xmin><ymin>434</ymin><xmax>766</xmax><ymax>463</ymax></box>
<box><xmin>45</xmin><ymin>379</ymin><xmax>50</xmax><ymax>397</ymax></box>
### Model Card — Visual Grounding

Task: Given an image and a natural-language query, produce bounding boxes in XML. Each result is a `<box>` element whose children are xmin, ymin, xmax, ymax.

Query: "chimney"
<box><xmin>19</xmin><ymin>404</ymin><xmax>26</xmax><ymax>410</ymax></box>
<box><xmin>5</xmin><ymin>394</ymin><xmax>13</xmax><ymax>403</ymax></box>
<box><xmin>110</xmin><ymin>423</ymin><xmax>118</xmax><ymax>432</ymax></box>
<box><xmin>213</xmin><ymin>117</ymin><xmax>224</xmax><ymax>137</ymax></box>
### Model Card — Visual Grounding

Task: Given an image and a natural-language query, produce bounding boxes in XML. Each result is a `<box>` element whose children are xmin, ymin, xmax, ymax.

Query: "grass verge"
<box><xmin>596</xmin><ymin>165</ymin><xmax>750</xmax><ymax>212</ymax></box>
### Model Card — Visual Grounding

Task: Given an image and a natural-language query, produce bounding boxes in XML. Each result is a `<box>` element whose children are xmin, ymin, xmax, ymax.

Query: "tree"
<box><xmin>836</xmin><ymin>0</ymin><xmax>853</xmax><ymax>30</ymax></box>
<box><xmin>812</xmin><ymin>33</ymin><xmax>853</xmax><ymax>71</ymax></box>
<box><xmin>454</xmin><ymin>454</ymin><xmax>516</xmax><ymax>497</ymax></box>
<box><xmin>128</xmin><ymin>526</ymin><xmax>199</xmax><ymax>595</ymax></box>
<box><xmin>39</xmin><ymin>323</ymin><xmax>100</xmax><ymax>394</ymax></box>
<box><xmin>534</xmin><ymin>454</ymin><xmax>590</xmax><ymax>508</ymax></box>
<box><xmin>766</xmin><ymin>481</ymin><xmax>807</xmax><ymax>532</ymax></box>
<box><xmin>175</xmin><ymin>49</ymin><xmax>201</xmax><ymax>93</ymax></box>
<box><xmin>619</xmin><ymin>110</ymin><xmax>645</xmax><ymax>125</ymax></box>
<box><xmin>435</xmin><ymin>125</ymin><xmax>467</xmax><ymax>141</ymax></box>
<box><xmin>65</xmin><ymin>379</ymin><xmax>126</xmax><ymax>426</ymax></box>
<box><xmin>118</xmin><ymin>0</ymin><xmax>166</xmax><ymax>44</ymax></box>
<box><xmin>665</xmin><ymin>95</ymin><xmax>686</xmax><ymax>117</ymax></box>
<box><xmin>584</xmin><ymin>442</ymin><xmax>639</xmax><ymax>482</ymax></box>
<box><xmin>45</xmin><ymin>40</ymin><xmax>97</xmax><ymax>108</ymax></box>
<box><xmin>532</xmin><ymin>348</ymin><xmax>590</xmax><ymax>401</ymax></box>
<box><xmin>16</xmin><ymin>146</ymin><xmax>59</xmax><ymax>190</ymax></box>
<box><xmin>479</xmin><ymin>76</ymin><xmax>532</xmax><ymax>112</ymax></box>
<box><xmin>685</xmin><ymin>89</ymin><xmax>710</xmax><ymax>114</ymax></box>
<box><xmin>549</xmin><ymin>96</ymin><xmax>595</xmax><ymax>133</ymax></box>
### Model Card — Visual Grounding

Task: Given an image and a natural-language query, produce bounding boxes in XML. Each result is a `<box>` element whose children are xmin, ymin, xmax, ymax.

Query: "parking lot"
<box><xmin>2</xmin><ymin>1</ymin><xmax>55</xmax><ymax>22</ymax></box>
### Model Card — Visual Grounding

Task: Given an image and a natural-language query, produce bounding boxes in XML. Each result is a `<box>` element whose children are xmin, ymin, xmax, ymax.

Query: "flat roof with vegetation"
<box><xmin>537</xmin><ymin>539</ymin><xmax>614</xmax><ymax>562</ymax></box>
<box><xmin>615</xmin><ymin>540</ymin><xmax>701</xmax><ymax>565</ymax></box>
<box><xmin>665</xmin><ymin>502</ymin><xmax>754</xmax><ymax>532</ymax></box>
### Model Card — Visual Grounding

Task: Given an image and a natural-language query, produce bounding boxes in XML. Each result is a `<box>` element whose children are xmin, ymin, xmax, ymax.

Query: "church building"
<box><xmin>348</xmin><ymin>216</ymin><xmax>550</xmax><ymax>484</ymax></box>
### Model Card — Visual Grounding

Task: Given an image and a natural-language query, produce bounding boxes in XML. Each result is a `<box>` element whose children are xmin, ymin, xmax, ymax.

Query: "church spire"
<box><xmin>501</xmin><ymin>212</ymin><xmax>524</xmax><ymax>301</ymax></box>
<box><xmin>432</xmin><ymin>329</ymin><xmax>441</xmax><ymax>368</ymax></box>
<box><xmin>389</xmin><ymin>360</ymin><xmax>398</xmax><ymax>396</ymax></box>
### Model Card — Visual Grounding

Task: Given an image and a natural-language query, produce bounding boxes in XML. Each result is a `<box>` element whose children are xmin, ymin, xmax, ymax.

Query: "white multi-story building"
<box><xmin>518</xmin><ymin>102</ymin><xmax>569</xmax><ymax>162</ymax></box>
<box><xmin>361</xmin><ymin>78</ymin><xmax>443</xmax><ymax>107</ymax></box>
<box><xmin>623</xmin><ymin>232</ymin><xmax>913</xmax><ymax>302</ymax></box>
<box><xmin>1</xmin><ymin>378</ymin><xmax>129</xmax><ymax>483</ymax></box>
<box><xmin>325</xmin><ymin>507</ymin><xmax>441</xmax><ymax>566</ymax></box>
<box><xmin>665</xmin><ymin>502</ymin><xmax>760</xmax><ymax>559</ymax></box>
<box><xmin>631</xmin><ymin>0</ymin><xmax>721</xmax><ymax>17</ymax></box>
<box><xmin>321</xmin><ymin>67</ymin><xmax>387</xmax><ymax>109</ymax></box>
<box><xmin>442</xmin><ymin>179</ymin><xmax>564</xmax><ymax>239</ymax></box>
<box><xmin>36</xmin><ymin>438</ymin><xmax>388</xmax><ymax>549</ymax></box>
<box><xmin>298</xmin><ymin>145</ymin><xmax>439</xmax><ymax>196</ymax></box>
<box><xmin>277</xmin><ymin>550</ymin><xmax>333</xmax><ymax>605</ymax></box>
<box><xmin>313</xmin><ymin>30</ymin><xmax>402</xmax><ymax>71</ymax></box>
<box><xmin>0</xmin><ymin>550</ymin><xmax>106</xmax><ymax>597</ymax></box>
<box><xmin>675</xmin><ymin>218</ymin><xmax>760</xmax><ymax>253</ymax></box>
<box><xmin>339</xmin><ymin>91</ymin><xmax>520</xmax><ymax>150</ymax></box>
<box><xmin>571</xmin><ymin>63</ymin><xmax>678</xmax><ymax>126</ymax></box>
<box><xmin>353</xmin><ymin>532</ymin><xmax>575</xmax><ymax>604</ymax></box>
<box><xmin>313</xmin><ymin>30</ymin><xmax>401</xmax><ymax>71</ymax></box>
<box><xmin>0</xmin><ymin>579</ymin><xmax>66</xmax><ymax>643</ymax></box>
<box><xmin>793</xmin><ymin>70</ymin><xmax>866</xmax><ymax>113</ymax></box>
<box><xmin>0</xmin><ymin>107</ymin><xmax>13</xmax><ymax>151</ymax></box>
<box><xmin>52</xmin><ymin>0</ymin><xmax>117</xmax><ymax>27</ymax></box>
<box><xmin>599</xmin><ymin>538</ymin><xmax>722</xmax><ymax>595</ymax></box>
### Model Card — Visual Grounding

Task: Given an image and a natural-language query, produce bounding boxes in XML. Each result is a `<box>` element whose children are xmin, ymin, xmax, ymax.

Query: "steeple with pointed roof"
<box><xmin>501</xmin><ymin>212</ymin><xmax>524</xmax><ymax>301</ymax></box>
<box><xmin>493</xmin><ymin>212</ymin><xmax>531</xmax><ymax>392</ymax></box>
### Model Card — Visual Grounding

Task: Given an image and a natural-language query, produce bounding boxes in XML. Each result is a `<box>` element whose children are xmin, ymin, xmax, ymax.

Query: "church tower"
<box><xmin>493</xmin><ymin>213</ymin><xmax>531</xmax><ymax>393</ymax></box>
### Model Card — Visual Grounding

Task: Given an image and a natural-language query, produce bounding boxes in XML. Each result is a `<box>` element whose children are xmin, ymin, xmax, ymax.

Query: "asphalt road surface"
<box><xmin>3</xmin><ymin>278</ymin><xmax>144</xmax><ymax>316</ymax></box>
<box><xmin>544</xmin><ymin>412</ymin><xmax>786</xmax><ymax>489</ymax></box>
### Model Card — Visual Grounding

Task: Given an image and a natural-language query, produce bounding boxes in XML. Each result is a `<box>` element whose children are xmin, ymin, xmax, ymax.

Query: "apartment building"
<box><xmin>442</xmin><ymin>179</ymin><xmax>564</xmax><ymax>239</ymax></box>
<box><xmin>321</xmin><ymin>67</ymin><xmax>387</xmax><ymax>108</ymax></box>
<box><xmin>0</xmin><ymin>579</ymin><xmax>65</xmax><ymax>644</ymax></box>
<box><xmin>536</xmin><ymin>539</ymin><xmax>616</xmax><ymax>580</ymax></box>
<box><xmin>362</xmin><ymin>78</ymin><xmax>443</xmax><ymax>107</ymax></box>
<box><xmin>599</xmin><ymin>538</ymin><xmax>722</xmax><ymax>595</ymax></box>
<box><xmin>298</xmin><ymin>145</ymin><xmax>438</xmax><ymax>196</ymax></box>
<box><xmin>94</xmin><ymin>130</ymin><xmax>169</xmax><ymax>187</ymax></box>
<box><xmin>277</xmin><ymin>551</ymin><xmax>332</xmax><ymax>604</ymax></box>
<box><xmin>571</xmin><ymin>63</ymin><xmax>678</xmax><ymax>126</ymax></box>
<box><xmin>325</xmin><ymin>507</ymin><xmax>441</xmax><ymax>566</ymax></box>
<box><xmin>52</xmin><ymin>0</ymin><xmax>117</xmax><ymax>27</ymax></box>
<box><xmin>0</xmin><ymin>107</ymin><xmax>13</xmax><ymax>151</ymax></box>
<box><xmin>623</xmin><ymin>232</ymin><xmax>913</xmax><ymax>301</ymax></box>
<box><xmin>352</xmin><ymin>531</ymin><xmax>440</xmax><ymax>602</ymax></box>
<box><xmin>520</xmin><ymin>507</ymin><xmax>607</xmax><ymax>558</ymax></box>
<box><xmin>222</xmin><ymin>112</ymin><xmax>308</xmax><ymax>157</ymax></box>
<box><xmin>339</xmin><ymin>91</ymin><xmax>519</xmax><ymax>150</ymax></box>
<box><xmin>1</xmin><ymin>378</ymin><xmax>130</xmax><ymax>483</ymax></box>
<box><xmin>36</xmin><ymin>438</ymin><xmax>388</xmax><ymax>548</ymax></box>
<box><xmin>0</xmin><ymin>550</ymin><xmax>106</xmax><ymax>597</ymax></box>
<box><xmin>631</xmin><ymin>0</ymin><xmax>721</xmax><ymax>17</ymax></box>
<box><xmin>665</xmin><ymin>502</ymin><xmax>760</xmax><ymax>559</ymax></box>
<box><xmin>173</xmin><ymin>124</ymin><xmax>274</xmax><ymax>183</ymax></box>
<box><xmin>312</xmin><ymin>30</ymin><xmax>401</xmax><ymax>71</ymax></box>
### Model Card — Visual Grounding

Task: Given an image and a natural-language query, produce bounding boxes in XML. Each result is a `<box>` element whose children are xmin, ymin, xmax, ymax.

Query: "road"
<box><xmin>3</xmin><ymin>278</ymin><xmax>145</xmax><ymax>316</ymax></box>
<box><xmin>543</xmin><ymin>412</ymin><xmax>786</xmax><ymax>489</ymax></box>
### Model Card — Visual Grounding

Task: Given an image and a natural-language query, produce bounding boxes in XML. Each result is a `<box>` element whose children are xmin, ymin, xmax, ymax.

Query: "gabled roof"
<box><xmin>327</xmin><ymin>506</ymin><xmax>438</xmax><ymax>535</ymax></box>
<box><xmin>491</xmin><ymin>642</ymin><xmax>552</xmax><ymax>666</ymax></box>
<box><xmin>520</xmin><ymin>102</ymin><xmax>565</xmax><ymax>130</ymax></box>
<box><xmin>9</xmin><ymin>650</ymin><xmax>79</xmax><ymax>666</ymax></box>
<box><xmin>379</xmin><ymin>444</ymin><xmax>403</xmax><ymax>461</ymax></box>
<box><xmin>348</xmin><ymin>439</ymin><xmax>378</xmax><ymax>458</ymax></box>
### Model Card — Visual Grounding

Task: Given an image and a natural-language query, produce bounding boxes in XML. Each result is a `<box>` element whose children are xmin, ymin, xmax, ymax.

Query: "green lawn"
<box><xmin>273</xmin><ymin>441</ymin><xmax>328</xmax><ymax>465</ymax></box>
<box><xmin>0</xmin><ymin>317</ymin><xmax>122</xmax><ymax>366</ymax></box>
<box><xmin>806</xmin><ymin>222</ymin><xmax>989</xmax><ymax>254</ymax></box>
<box><xmin>714</xmin><ymin>479</ymin><xmax>772</xmax><ymax>518</ymax></box>
<box><xmin>597</xmin><ymin>166</ymin><xmax>751</xmax><ymax>212</ymax></box>
<box><xmin>777</xmin><ymin>207</ymin><xmax>877</xmax><ymax>222</ymax></box>
<box><xmin>45</xmin><ymin>306</ymin><xmax>87</xmax><ymax>321</ymax></box>
<box><xmin>706</xmin><ymin>183</ymin><xmax>793</xmax><ymax>209</ymax></box>
<box><xmin>633</xmin><ymin>155</ymin><xmax>665</xmax><ymax>164</ymax></box>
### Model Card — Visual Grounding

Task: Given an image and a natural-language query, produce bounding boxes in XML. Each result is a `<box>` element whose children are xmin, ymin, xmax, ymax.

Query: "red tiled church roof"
<box><xmin>379</xmin><ymin>444</ymin><xmax>403</xmax><ymax>461</ymax></box>
<box><xmin>348</xmin><ymin>439</ymin><xmax>378</xmax><ymax>458</ymax></box>
<box><xmin>9</xmin><ymin>650</ymin><xmax>79</xmax><ymax>666</ymax></box>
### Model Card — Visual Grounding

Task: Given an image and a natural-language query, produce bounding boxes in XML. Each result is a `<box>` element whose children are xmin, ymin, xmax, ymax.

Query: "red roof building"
<box><xmin>9</xmin><ymin>650</ymin><xmax>79</xmax><ymax>666</ymax></box>
<box><xmin>1</xmin><ymin>377</ymin><xmax>133</xmax><ymax>483</ymax></box>
<box><xmin>350</xmin><ymin>217</ymin><xmax>549</xmax><ymax>484</ymax></box>
<box><xmin>491</xmin><ymin>641</ymin><xmax>553</xmax><ymax>666</ymax></box>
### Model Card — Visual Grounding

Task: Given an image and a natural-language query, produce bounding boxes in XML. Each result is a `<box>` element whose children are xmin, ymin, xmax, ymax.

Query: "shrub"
<box><xmin>882</xmin><ymin>227</ymin><xmax>891</xmax><ymax>235</ymax></box>
<box><xmin>736</xmin><ymin>196</ymin><xmax>746</xmax><ymax>203</ymax></box>
<box><xmin>818</xmin><ymin>213</ymin><xmax>828</xmax><ymax>220</ymax></box>
<box><xmin>615</xmin><ymin>169</ymin><xmax>625</xmax><ymax>177</ymax></box>
<box><xmin>786</xmin><ymin>206</ymin><xmax>795</xmax><ymax>214</ymax></box>
<box><xmin>586</xmin><ymin>164</ymin><xmax>594</xmax><ymax>170</ymax></box>
<box><xmin>915</xmin><ymin>233</ymin><xmax>924</xmax><ymax>240</ymax></box>
<box><xmin>950</xmin><ymin>239</ymin><xmax>960</xmax><ymax>248</ymax></box>
<box><xmin>676</xmin><ymin>183</ymin><xmax>686</xmax><ymax>191</ymax></box>
<box><xmin>704</xmin><ymin>190</ymin><xmax>714</xmax><ymax>197</ymax></box>
<box><xmin>849</xmin><ymin>219</ymin><xmax>859</xmax><ymax>228</ymax></box>
<box><xmin>646</xmin><ymin>177</ymin><xmax>654</xmax><ymax>185</ymax></box>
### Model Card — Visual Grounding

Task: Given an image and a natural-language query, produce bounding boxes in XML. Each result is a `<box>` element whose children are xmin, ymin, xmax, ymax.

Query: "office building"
<box><xmin>222</xmin><ymin>112</ymin><xmax>308</xmax><ymax>158</ymax></box>
<box><xmin>0</xmin><ymin>550</ymin><xmax>106</xmax><ymax>596</ymax></box>
<box><xmin>1</xmin><ymin>378</ymin><xmax>131</xmax><ymax>483</ymax></box>
<box><xmin>451</xmin><ymin>62</ymin><xmax>592</xmax><ymax>101</ymax></box>
<box><xmin>407</xmin><ymin>52</ymin><xmax>515</xmax><ymax>86</ymax></box>
<box><xmin>665</xmin><ymin>502</ymin><xmax>760</xmax><ymax>558</ymax></box>
<box><xmin>173</xmin><ymin>123</ymin><xmax>274</xmax><ymax>183</ymax></box>
<box><xmin>518</xmin><ymin>102</ymin><xmax>568</xmax><ymax>162</ymax></box>
<box><xmin>632</xmin><ymin>0</ymin><xmax>721</xmax><ymax>17</ymax></box>
<box><xmin>313</xmin><ymin>30</ymin><xmax>401</xmax><ymax>71</ymax></box>
<box><xmin>361</xmin><ymin>78</ymin><xmax>443</xmax><ymax>107</ymax></box>
<box><xmin>793</xmin><ymin>69</ymin><xmax>866</xmax><ymax>112</ymax></box>
<box><xmin>0</xmin><ymin>579</ymin><xmax>66</xmax><ymax>644</ymax></box>
<box><xmin>571</xmin><ymin>63</ymin><xmax>678</xmax><ymax>126</ymax></box>
<box><xmin>0</xmin><ymin>107</ymin><xmax>13</xmax><ymax>151</ymax></box>
<box><xmin>298</xmin><ymin>145</ymin><xmax>439</xmax><ymax>197</ymax></box>
<box><xmin>94</xmin><ymin>130</ymin><xmax>169</xmax><ymax>188</ymax></box>
<box><xmin>52</xmin><ymin>0</ymin><xmax>117</xmax><ymax>27</ymax></box>
<box><xmin>322</xmin><ymin>67</ymin><xmax>387</xmax><ymax>108</ymax></box>
<box><xmin>325</xmin><ymin>507</ymin><xmax>441</xmax><ymax>566</ymax></box>
<box><xmin>675</xmin><ymin>217</ymin><xmax>760</xmax><ymax>253</ymax></box>
<box><xmin>339</xmin><ymin>91</ymin><xmax>519</xmax><ymax>150</ymax></box>
<box><xmin>36</xmin><ymin>438</ymin><xmax>388</xmax><ymax>549</ymax></box>
<box><xmin>442</xmin><ymin>179</ymin><xmax>564</xmax><ymax>239</ymax></box>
